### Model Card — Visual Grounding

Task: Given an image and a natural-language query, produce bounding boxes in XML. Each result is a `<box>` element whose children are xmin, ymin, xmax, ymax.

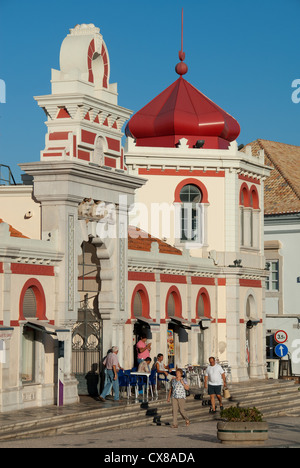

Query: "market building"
<box><xmin>0</xmin><ymin>23</ymin><xmax>272</xmax><ymax>412</ymax></box>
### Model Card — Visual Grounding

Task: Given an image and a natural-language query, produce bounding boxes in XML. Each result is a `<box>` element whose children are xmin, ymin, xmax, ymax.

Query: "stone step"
<box><xmin>0</xmin><ymin>380</ymin><xmax>299</xmax><ymax>441</ymax></box>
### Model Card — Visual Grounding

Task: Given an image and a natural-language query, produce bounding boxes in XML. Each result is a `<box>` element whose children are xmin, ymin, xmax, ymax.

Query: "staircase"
<box><xmin>0</xmin><ymin>379</ymin><xmax>299</xmax><ymax>441</ymax></box>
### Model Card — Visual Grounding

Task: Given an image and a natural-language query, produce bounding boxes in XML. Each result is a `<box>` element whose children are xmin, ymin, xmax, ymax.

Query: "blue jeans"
<box><xmin>100</xmin><ymin>369</ymin><xmax>120</xmax><ymax>401</ymax></box>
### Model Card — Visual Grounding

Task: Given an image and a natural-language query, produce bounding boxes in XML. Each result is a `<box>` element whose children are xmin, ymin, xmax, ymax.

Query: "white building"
<box><xmin>0</xmin><ymin>24</ymin><xmax>272</xmax><ymax>412</ymax></box>
<box><xmin>243</xmin><ymin>139</ymin><xmax>300</xmax><ymax>377</ymax></box>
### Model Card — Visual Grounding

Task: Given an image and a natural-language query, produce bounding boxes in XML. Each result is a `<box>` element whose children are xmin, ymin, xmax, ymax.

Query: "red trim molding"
<box><xmin>174</xmin><ymin>178</ymin><xmax>209</xmax><ymax>204</ymax></box>
<box><xmin>191</xmin><ymin>276</ymin><xmax>215</xmax><ymax>286</ymax></box>
<box><xmin>218</xmin><ymin>278</ymin><xmax>226</xmax><ymax>286</ymax></box>
<box><xmin>139</xmin><ymin>168</ymin><xmax>225</xmax><ymax>178</ymax></box>
<box><xmin>160</xmin><ymin>274</ymin><xmax>187</xmax><ymax>284</ymax></box>
<box><xmin>239</xmin><ymin>279</ymin><xmax>262</xmax><ymax>288</ymax></box>
<box><xmin>128</xmin><ymin>272</ymin><xmax>156</xmax><ymax>282</ymax></box>
<box><xmin>238</xmin><ymin>174</ymin><xmax>260</xmax><ymax>185</ymax></box>
<box><xmin>11</xmin><ymin>264</ymin><xmax>55</xmax><ymax>276</ymax></box>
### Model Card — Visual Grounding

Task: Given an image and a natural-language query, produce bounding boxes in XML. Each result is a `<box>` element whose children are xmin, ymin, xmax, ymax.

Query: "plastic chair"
<box><xmin>149</xmin><ymin>370</ymin><xmax>158</xmax><ymax>398</ymax></box>
<box><xmin>124</xmin><ymin>369</ymin><xmax>138</xmax><ymax>398</ymax></box>
<box><xmin>157</xmin><ymin>372</ymin><xmax>170</xmax><ymax>394</ymax></box>
<box><xmin>118</xmin><ymin>370</ymin><xmax>129</xmax><ymax>398</ymax></box>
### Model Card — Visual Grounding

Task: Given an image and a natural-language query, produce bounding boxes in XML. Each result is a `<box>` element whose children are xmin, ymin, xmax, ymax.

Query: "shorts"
<box><xmin>208</xmin><ymin>384</ymin><xmax>222</xmax><ymax>396</ymax></box>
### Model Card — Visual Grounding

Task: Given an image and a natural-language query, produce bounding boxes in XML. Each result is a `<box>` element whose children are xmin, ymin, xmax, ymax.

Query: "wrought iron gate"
<box><xmin>72</xmin><ymin>295</ymin><xmax>102</xmax><ymax>395</ymax></box>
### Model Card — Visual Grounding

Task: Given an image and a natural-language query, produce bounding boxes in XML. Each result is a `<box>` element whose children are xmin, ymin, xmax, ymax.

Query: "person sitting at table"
<box><xmin>155</xmin><ymin>353</ymin><xmax>171</xmax><ymax>388</ymax></box>
<box><xmin>138</xmin><ymin>357</ymin><xmax>152</xmax><ymax>373</ymax></box>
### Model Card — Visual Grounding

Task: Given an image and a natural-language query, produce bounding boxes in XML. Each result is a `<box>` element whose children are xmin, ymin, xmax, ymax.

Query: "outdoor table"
<box><xmin>130</xmin><ymin>372</ymin><xmax>153</xmax><ymax>400</ymax></box>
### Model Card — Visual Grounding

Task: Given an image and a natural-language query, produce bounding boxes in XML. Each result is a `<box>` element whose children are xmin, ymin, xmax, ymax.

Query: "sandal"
<box><xmin>171</xmin><ymin>425</ymin><xmax>178</xmax><ymax>428</ymax></box>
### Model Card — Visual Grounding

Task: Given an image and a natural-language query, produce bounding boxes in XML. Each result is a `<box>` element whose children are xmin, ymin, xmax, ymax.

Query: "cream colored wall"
<box><xmin>132</xmin><ymin>175</ymin><xmax>225</xmax><ymax>254</ymax></box>
<box><xmin>0</xmin><ymin>187</ymin><xmax>41</xmax><ymax>240</ymax></box>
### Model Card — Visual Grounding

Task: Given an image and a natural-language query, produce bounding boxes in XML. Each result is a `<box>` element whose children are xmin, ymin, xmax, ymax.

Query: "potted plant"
<box><xmin>217</xmin><ymin>406</ymin><xmax>269</xmax><ymax>445</ymax></box>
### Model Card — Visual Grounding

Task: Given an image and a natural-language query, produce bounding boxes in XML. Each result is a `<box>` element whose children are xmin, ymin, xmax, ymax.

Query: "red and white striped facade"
<box><xmin>36</xmin><ymin>24</ymin><xmax>129</xmax><ymax>170</ymax></box>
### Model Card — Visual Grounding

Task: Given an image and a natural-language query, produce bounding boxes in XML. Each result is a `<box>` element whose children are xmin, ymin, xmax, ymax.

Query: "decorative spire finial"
<box><xmin>175</xmin><ymin>8</ymin><xmax>188</xmax><ymax>76</ymax></box>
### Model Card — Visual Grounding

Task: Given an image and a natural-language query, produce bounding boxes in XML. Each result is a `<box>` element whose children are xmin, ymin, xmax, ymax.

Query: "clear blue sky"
<box><xmin>0</xmin><ymin>0</ymin><xmax>299</xmax><ymax>182</ymax></box>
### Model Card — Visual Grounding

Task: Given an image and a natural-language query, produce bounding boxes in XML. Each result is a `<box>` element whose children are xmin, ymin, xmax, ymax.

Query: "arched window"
<box><xmin>23</xmin><ymin>288</ymin><xmax>37</xmax><ymax>319</ymax></box>
<box><xmin>239</xmin><ymin>183</ymin><xmax>260</xmax><ymax>249</ymax></box>
<box><xmin>196</xmin><ymin>288</ymin><xmax>211</xmax><ymax>319</ymax></box>
<box><xmin>166</xmin><ymin>286</ymin><xmax>182</xmax><ymax>318</ymax></box>
<box><xmin>180</xmin><ymin>184</ymin><xmax>202</xmax><ymax>242</ymax></box>
<box><xmin>19</xmin><ymin>279</ymin><xmax>47</xmax><ymax>321</ymax></box>
<box><xmin>131</xmin><ymin>285</ymin><xmax>150</xmax><ymax>319</ymax></box>
<box><xmin>250</xmin><ymin>186</ymin><xmax>259</xmax><ymax>209</ymax></box>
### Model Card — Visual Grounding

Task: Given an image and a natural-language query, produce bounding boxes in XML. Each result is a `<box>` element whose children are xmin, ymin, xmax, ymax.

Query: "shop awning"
<box><xmin>25</xmin><ymin>320</ymin><xmax>70</xmax><ymax>338</ymax></box>
<box><xmin>198</xmin><ymin>317</ymin><xmax>212</xmax><ymax>330</ymax></box>
<box><xmin>136</xmin><ymin>318</ymin><xmax>160</xmax><ymax>331</ymax></box>
<box><xmin>170</xmin><ymin>317</ymin><xmax>191</xmax><ymax>330</ymax></box>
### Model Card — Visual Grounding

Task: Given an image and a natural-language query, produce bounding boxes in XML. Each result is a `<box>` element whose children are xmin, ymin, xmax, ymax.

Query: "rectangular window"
<box><xmin>266</xmin><ymin>260</ymin><xmax>279</xmax><ymax>291</ymax></box>
<box><xmin>180</xmin><ymin>204</ymin><xmax>203</xmax><ymax>242</ymax></box>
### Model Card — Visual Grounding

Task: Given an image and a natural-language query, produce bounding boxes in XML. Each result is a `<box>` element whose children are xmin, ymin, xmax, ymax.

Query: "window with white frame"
<box><xmin>179</xmin><ymin>184</ymin><xmax>202</xmax><ymax>242</ymax></box>
<box><xmin>266</xmin><ymin>260</ymin><xmax>279</xmax><ymax>291</ymax></box>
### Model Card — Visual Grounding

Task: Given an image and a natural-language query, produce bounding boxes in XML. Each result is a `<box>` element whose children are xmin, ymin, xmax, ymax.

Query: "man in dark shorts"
<box><xmin>204</xmin><ymin>357</ymin><xmax>227</xmax><ymax>413</ymax></box>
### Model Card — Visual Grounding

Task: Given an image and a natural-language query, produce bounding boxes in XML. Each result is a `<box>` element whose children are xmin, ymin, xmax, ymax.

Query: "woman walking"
<box><xmin>167</xmin><ymin>368</ymin><xmax>190</xmax><ymax>428</ymax></box>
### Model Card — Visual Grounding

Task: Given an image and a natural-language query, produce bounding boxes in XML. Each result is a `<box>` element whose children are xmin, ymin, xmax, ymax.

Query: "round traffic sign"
<box><xmin>274</xmin><ymin>330</ymin><xmax>288</xmax><ymax>344</ymax></box>
<box><xmin>274</xmin><ymin>343</ymin><xmax>288</xmax><ymax>358</ymax></box>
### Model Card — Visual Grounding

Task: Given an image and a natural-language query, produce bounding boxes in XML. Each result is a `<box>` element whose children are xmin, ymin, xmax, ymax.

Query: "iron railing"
<box><xmin>0</xmin><ymin>164</ymin><xmax>16</xmax><ymax>185</ymax></box>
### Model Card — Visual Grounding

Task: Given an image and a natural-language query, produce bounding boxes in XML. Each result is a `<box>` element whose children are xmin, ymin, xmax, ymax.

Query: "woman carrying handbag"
<box><xmin>167</xmin><ymin>368</ymin><xmax>190</xmax><ymax>428</ymax></box>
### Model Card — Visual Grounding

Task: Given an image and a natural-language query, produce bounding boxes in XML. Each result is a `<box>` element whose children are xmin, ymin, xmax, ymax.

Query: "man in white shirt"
<box><xmin>204</xmin><ymin>357</ymin><xmax>226</xmax><ymax>413</ymax></box>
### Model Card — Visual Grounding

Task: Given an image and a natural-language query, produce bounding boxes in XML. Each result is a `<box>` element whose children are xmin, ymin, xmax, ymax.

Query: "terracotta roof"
<box><xmin>0</xmin><ymin>218</ymin><xmax>29</xmax><ymax>238</ymax></box>
<box><xmin>128</xmin><ymin>226</ymin><xmax>182</xmax><ymax>256</ymax></box>
<box><xmin>126</xmin><ymin>77</ymin><xmax>240</xmax><ymax>150</ymax></box>
<box><xmin>241</xmin><ymin>139</ymin><xmax>300</xmax><ymax>215</ymax></box>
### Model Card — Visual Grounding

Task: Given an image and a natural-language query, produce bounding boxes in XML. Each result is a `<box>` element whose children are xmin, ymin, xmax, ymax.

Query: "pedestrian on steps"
<box><xmin>167</xmin><ymin>368</ymin><xmax>190</xmax><ymax>428</ymax></box>
<box><xmin>204</xmin><ymin>357</ymin><xmax>226</xmax><ymax>414</ymax></box>
<box><xmin>99</xmin><ymin>346</ymin><xmax>123</xmax><ymax>402</ymax></box>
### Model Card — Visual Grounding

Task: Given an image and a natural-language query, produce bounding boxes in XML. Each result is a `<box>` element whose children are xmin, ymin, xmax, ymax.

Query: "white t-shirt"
<box><xmin>205</xmin><ymin>364</ymin><xmax>225</xmax><ymax>386</ymax></box>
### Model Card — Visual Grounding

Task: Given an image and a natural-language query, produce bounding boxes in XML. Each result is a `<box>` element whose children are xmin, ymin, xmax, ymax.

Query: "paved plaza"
<box><xmin>0</xmin><ymin>416</ymin><xmax>299</xmax><ymax>449</ymax></box>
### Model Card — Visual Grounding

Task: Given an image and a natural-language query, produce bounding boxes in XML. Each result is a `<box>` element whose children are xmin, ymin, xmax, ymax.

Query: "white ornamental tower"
<box><xmin>35</xmin><ymin>24</ymin><xmax>130</xmax><ymax>169</ymax></box>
